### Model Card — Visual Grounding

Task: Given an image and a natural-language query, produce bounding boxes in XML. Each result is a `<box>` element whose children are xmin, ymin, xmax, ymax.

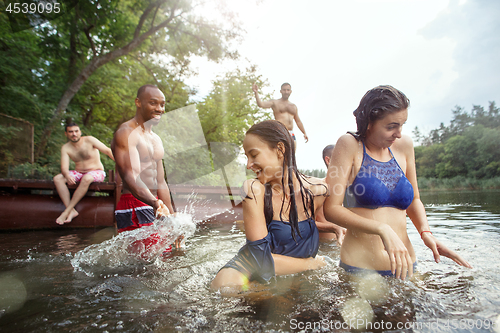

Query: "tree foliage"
<box><xmin>197</xmin><ymin>66</ymin><xmax>271</xmax><ymax>146</ymax></box>
<box><xmin>1</xmin><ymin>0</ymin><xmax>240</xmax><ymax>162</ymax></box>
<box><xmin>0</xmin><ymin>0</ymin><xmax>242</xmax><ymax>178</ymax></box>
<box><xmin>414</xmin><ymin>101</ymin><xmax>500</xmax><ymax>179</ymax></box>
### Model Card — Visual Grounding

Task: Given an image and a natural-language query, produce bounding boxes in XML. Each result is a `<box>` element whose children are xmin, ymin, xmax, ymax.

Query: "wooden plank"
<box><xmin>0</xmin><ymin>179</ymin><xmax>116</xmax><ymax>192</ymax></box>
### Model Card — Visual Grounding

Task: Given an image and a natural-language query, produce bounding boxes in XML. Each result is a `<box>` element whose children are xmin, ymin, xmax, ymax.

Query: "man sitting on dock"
<box><xmin>111</xmin><ymin>84</ymin><xmax>174</xmax><ymax>234</ymax></box>
<box><xmin>54</xmin><ymin>123</ymin><xmax>115</xmax><ymax>225</ymax></box>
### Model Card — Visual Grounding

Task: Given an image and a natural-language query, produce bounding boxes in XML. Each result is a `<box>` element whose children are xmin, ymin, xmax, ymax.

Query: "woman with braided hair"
<box><xmin>323</xmin><ymin>85</ymin><xmax>472</xmax><ymax>279</ymax></box>
<box><xmin>211</xmin><ymin>120</ymin><xmax>327</xmax><ymax>290</ymax></box>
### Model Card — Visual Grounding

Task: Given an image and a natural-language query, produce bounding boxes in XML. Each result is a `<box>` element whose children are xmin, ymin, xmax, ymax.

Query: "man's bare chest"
<box><xmin>274</xmin><ymin>102</ymin><xmax>296</xmax><ymax>115</ymax></box>
<box><xmin>68</xmin><ymin>142</ymin><xmax>95</xmax><ymax>162</ymax></box>
<box><xmin>136</xmin><ymin>135</ymin><xmax>163</xmax><ymax>162</ymax></box>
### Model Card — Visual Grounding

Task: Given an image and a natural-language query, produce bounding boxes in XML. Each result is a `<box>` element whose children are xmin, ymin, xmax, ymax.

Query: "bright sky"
<box><xmin>187</xmin><ymin>0</ymin><xmax>500</xmax><ymax>171</ymax></box>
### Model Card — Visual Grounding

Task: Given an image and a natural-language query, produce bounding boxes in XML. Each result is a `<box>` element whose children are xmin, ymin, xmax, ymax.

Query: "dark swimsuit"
<box><xmin>222</xmin><ymin>217</ymin><xmax>319</xmax><ymax>283</ymax></box>
<box><xmin>341</xmin><ymin>142</ymin><xmax>416</xmax><ymax>276</ymax></box>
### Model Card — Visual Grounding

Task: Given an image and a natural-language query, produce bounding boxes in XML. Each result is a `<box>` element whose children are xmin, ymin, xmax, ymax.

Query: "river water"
<box><xmin>0</xmin><ymin>190</ymin><xmax>499</xmax><ymax>332</ymax></box>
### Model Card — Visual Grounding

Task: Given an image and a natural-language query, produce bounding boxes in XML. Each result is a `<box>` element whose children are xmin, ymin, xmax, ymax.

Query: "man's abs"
<box><xmin>272</xmin><ymin>111</ymin><xmax>294</xmax><ymax>130</ymax></box>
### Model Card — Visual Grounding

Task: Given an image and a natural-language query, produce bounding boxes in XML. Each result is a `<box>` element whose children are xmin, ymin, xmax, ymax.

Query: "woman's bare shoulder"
<box><xmin>242</xmin><ymin>178</ymin><xmax>265</xmax><ymax>200</ymax></box>
<box><xmin>335</xmin><ymin>133</ymin><xmax>361</xmax><ymax>153</ymax></box>
<box><xmin>393</xmin><ymin>134</ymin><xmax>414</xmax><ymax>152</ymax></box>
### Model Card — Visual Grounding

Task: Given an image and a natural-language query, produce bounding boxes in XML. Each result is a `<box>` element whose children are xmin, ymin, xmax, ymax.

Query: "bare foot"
<box><xmin>66</xmin><ymin>209</ymin><xmax>79</xmax><ymax>223</ymax></box>
<box><xmin>56</xmin><ymin>209</ymin><xmax>79</xmax><ymax>225</ymax></box>
<box><xmin>56</xmin><ymin>211</ymin><xmax>69</xmax><ymax>225</ymax></box>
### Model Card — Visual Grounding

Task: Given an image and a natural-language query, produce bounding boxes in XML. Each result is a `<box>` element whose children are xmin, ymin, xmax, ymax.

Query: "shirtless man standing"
<box><xmin>252</xmin><ymin>82</ymin><xmax>308</xmax><ymax>149</ymax></box>
<box><xmin>54</xmin><ymin>123</ymin><xmax>114</xmax><ymax>225</ymax></box>
<box><xmin>111</xmin><ymin>85</ymin><xmax>174</xmax><ymax>234</ymax></box>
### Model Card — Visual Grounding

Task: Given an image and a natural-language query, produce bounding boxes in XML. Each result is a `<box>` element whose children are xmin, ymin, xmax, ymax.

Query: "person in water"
<box><xmin>323</xmin><ymin>85</ymin><xmax>472</xmax><ymax>279</ymax></box>
<box><xmin>112</xmin><ymin>84</ymin><xmax>174</xmax><ymax>227</ymax></box>
<box><xmin>314</xmin><ymin>144</ymin><xmax>346</xmax><ymax>244</ymax></box>
<box><xmin>211</xmin><ymin>120</ymin><xmax>327</xmax><ymax>290</ymax></box>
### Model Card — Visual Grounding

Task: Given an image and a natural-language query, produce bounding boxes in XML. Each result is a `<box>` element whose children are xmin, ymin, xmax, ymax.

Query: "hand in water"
<box><xmin>422</xmin><ymin>232</ymin><xmax>473</xmax><ymax>268</ymax></box>
<box><xmin>174</xmin><ymin>235</ymin><xmax>185</xmax><ymax>249</ymax></box>
<box><xmin>309</xmin><ymin>256</ymin><xmax>327</xmax><ymax>270</ymax></box>
<box><xmin>155</xmin><ymin>200</ymin><xmax>170</xmax><ymax>217</ymax></box>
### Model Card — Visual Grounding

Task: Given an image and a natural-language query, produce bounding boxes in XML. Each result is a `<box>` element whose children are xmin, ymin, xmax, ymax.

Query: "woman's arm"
<box><xmin>241</xmin><ymin>179</ymin><xmax>269</xmax><ymax>242</ymax></box>
<box><xmin>273</xmin><ymin>254</ymin><xmax>325</xmax><ymax>275</ymax></box>
<box><xmin>403</xmin><ymin>136</ymin><xmax>472</xmax><ymax>268</ymax></box>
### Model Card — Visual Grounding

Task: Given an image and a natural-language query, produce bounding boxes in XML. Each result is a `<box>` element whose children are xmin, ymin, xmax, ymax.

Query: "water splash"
<box><xmin>71</xmin><ymin>213</ymin><xmax>196</xmax><ymax>276</ymax></box>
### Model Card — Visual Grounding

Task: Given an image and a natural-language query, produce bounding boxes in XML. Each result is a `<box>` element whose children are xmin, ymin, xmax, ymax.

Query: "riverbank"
<box><xmin>418</xmin><ymin>176</ymin><xmax>500</xmax><ymax>191</ymax></box>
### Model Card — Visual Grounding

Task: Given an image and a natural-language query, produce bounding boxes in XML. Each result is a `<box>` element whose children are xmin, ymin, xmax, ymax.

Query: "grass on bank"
<box><xmin>418</xmin><ymin>176</ymin><xmax>500</xmax><ymax>191</ymax></box>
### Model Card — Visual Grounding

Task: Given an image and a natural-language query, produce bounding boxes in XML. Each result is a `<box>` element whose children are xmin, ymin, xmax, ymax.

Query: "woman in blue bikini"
<box><xmin>211</xmin><ymin>120</ymin><xmax>327</xmax><ymax>290</ymax></box>
<box><xmin>324</xmin><ymin>85</ymin><xmax>472</xmax><ymax>280</ymax></box>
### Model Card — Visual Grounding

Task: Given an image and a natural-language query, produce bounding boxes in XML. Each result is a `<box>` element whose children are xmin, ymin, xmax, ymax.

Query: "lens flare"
<box><xmin>340</xmin><ymin>297</ymin><xmax>374</xmax><ymax>330</ymax></box>
<box><xmin>354</xmin><ymin>273</ymin><xmax>390</xmax><ymax>305</ymax></box>
<box><xmin>0</xmin><ymin>273</ymin><xmax>27</xmax><ymax>314</ymax></box>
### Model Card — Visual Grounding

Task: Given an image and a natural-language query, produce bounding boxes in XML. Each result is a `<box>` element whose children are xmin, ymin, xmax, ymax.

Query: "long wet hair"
<box><xmin>352</xmin><ymin>85</ymin><xmax>410</xmax><ymax>140</ymax></box>
<box><xmin>246</xmin><ymin>120</ymin><xmax>316</xmax><ymax>242</ymax></box>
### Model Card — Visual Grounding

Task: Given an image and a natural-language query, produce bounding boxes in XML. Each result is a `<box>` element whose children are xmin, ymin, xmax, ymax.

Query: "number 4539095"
<box><xmin>5</xmin><ymin>2</ymin><xmax>61</xmax><ymax>14</ymax></box>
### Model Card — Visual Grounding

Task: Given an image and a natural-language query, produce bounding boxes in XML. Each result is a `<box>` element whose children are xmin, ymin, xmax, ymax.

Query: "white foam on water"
<box><xmin>71</xmin><ymin>213</ymin><xmax>196</xmax><ymax>276</ymax></box>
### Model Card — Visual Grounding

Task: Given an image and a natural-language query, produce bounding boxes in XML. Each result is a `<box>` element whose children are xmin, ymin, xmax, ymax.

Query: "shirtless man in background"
<box><xmin>314</xmin><ymin>144</ymin><xmax>346</xmax><ymax>245</ymax></box>
<box><xmin>54</xmin><ymin>123</ymin><xmax>114</xmax><ymax>225</ymax></box>
<box><xmin>252</xmin><ymin>82</ymin><xmax>308</xmax><ymax>149</ymax></box>
<box><xmin>111</xmin><ymin>85</ymin><xmax>174</xmax><ymax>234</ymax></box>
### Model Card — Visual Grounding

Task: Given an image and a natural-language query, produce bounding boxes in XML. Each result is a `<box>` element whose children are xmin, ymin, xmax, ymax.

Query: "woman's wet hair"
<box><xmin>246</xmin><ymin>120</ymin><xmax>315</xmax><ymax>242</ymax></box>
<box><xmin>352</xmin><ymin>85</ymin><xmax>410</xmax><ymax>140</ymax></box>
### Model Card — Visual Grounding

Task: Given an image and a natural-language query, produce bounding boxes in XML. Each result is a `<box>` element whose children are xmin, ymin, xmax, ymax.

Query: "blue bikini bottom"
<box><xmin>339</xmin><ymin>260</ymin><xmax>417</xmax><ymax>277</ymax></box>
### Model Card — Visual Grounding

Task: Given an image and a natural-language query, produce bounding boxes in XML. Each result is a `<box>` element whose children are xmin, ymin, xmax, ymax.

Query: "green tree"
<box><xmin>197</xmin><ymin>66</ymin><xmax>271</xmax><ymax>146</ymax></box>
<box><xmin>415</xmin><ymin>144</ymin><xmax>444</xmax><ymax>178</ymax></box>
<box><xmin>17</xmin><ymin>0</ymin><xmax>241</xmax><ymax>159</ymax></box>
<box><xmin>469</xmin><ymin>126</ymin><xmax>500</xmax><ymax>178</ymax></box>
<box><xmin>412</xmin><ymin>126</ymin><xmax>422</xmax><ymax>145</ymax></box>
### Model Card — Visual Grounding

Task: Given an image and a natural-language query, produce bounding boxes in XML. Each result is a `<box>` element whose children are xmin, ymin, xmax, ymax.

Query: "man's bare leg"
<box><xmin>56</xmin><ymin>174</ymin><xmax>94</xmax><ymax>224</ymax></box>
<box><xmin>54</xmin><ymin>174</ymin><xmax>79</xmax><ymax>223</ymax></box>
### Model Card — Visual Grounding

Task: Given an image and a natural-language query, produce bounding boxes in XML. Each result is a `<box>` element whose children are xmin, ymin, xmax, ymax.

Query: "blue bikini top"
<box><xmin>263</xmin><ymin>217</ymin><xmax>319</xmax><ymax>258</ymax></box>
<box><xmin>344</xmin><ymin>143</ymin><xmax>414</xmax><ymax>210</ymax></box>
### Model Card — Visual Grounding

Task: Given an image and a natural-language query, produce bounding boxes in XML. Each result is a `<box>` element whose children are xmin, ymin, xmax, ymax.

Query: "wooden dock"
<box><xmin>0</xmin><ymin>176</ymin><xmax>243</xmax><ymax>230</ymax></box>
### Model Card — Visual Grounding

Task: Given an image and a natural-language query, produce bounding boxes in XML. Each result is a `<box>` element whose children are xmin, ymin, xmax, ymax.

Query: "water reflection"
<box><xmin>0</xmin><ymin>190</ymin><xmax>499</xmax><ymax>331</ymax></box>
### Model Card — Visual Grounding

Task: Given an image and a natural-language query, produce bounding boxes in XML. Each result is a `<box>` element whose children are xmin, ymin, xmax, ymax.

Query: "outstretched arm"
<box><xmin>89</xmin><ymin>136</ymin><xmax>114</xmax><ymax>161</ymax></box>
<box><xmin>404</xmin><ymin>137</ymin><xmax>472</xmax><ymax>268</ymax></box>
<box><xmin>273</xmin><ymin>254</ymin><xmax>325</xmax><ymax>275</ymax></box>
<box><xmin>252</xmin><ymin>83</ymin><xmax>274</xmax><ymax>109</ymax></box>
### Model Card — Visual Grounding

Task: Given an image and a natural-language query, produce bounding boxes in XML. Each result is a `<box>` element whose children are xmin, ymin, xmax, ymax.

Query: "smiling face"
<box><xmin>65</xmin><ymin>126</ymin><xmax>81</xmax><ymax>143</ymax></box>
<box><xmin>365</xmin><ymin>109</ymin><xmax>408</xmax><ymax>148</ymax></box>
<box><xmin>243</xmin><ymin>133</ymin><xmax>284</xmax><ymax>184</ymax></box>
<box><xmin>280</xmin><ymin>84</ymin><xmax>291</xmax><ymax>100</ymax></box>
<box><xmin>135</xmin><ymin>86</ymin><xmax>165</xmax><ymax>125</ymax></box>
